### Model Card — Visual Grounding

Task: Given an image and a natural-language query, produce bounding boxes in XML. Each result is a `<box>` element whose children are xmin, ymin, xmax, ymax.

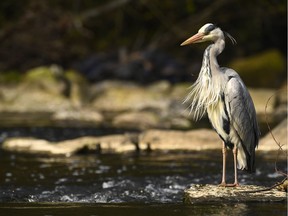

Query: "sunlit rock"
<box><xmin>91</xmin><ymin>81</ymin><xmax>170</xmax><ymax>112</ymax></box>
<box><xmin>113</xmin><ymin>111</ymin><xmax>160</xmax><ymax>130</ymax></box>
<box><xmin>52</xmin><ymin>109</ymin><xmax>104</xmax><ymax>127</ymax></box>
<box><xmin>139</xmin><ymin>129</ymin><xmax>220</xmax><ymax>151</ymax></box>
<box><xmin>184</xmin><ymin>184</ymin><xmax>287</xmax><ymax>203</ymax></box>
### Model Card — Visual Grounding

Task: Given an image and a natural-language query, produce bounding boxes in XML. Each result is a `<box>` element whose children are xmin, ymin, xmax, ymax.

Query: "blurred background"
<box><xmin>0</xmin><ymin>0</ymin><xmax>287</xmax><ymax>207</ymax></box>
<box><xmin>0</xmin><ymin>0</ymin><xmax>286</xmax><ymax>132</ymax></box>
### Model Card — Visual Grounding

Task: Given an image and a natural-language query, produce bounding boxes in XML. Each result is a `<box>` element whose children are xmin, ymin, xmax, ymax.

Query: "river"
<box><xmin>0</xmin><ymin>127</ymin><xmax>286</xmax><ymax>215</ymax></box>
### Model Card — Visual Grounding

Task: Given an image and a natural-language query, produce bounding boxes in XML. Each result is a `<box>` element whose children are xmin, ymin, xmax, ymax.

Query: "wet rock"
<box><xmin>259</xmin><ymin>118</ymin><xmax>287</xmax><ymax>151</ymax></box>
<box><xmin>2</xmin><ymin>135</ymin><xmax>136</xmax><ymax>156</ymax></box>
<box><xmin>184</xmin><ymin>184</ymin><xmax>287</xmax><ymax>204</ymax></box>
<box><xmin>1</xmin><ymin>123</ymin><xmax>285</xmax><ymax>155</ymax></box>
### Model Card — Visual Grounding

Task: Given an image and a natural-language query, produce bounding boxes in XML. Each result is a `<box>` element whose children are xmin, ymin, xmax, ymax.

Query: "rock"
<box><xmin>112</xmin><ymin>111</ymin><xmax>160</xmax><ymax>130</ymax></box>
<box><xmin>0</xmin><ymin>66</ymin><xmax>71</xmax><ymax>112</ymax></box>
<box><xmin>64</xmin><ymin>70</ymin><xmax>90</xmax><ymax>108</ymax></box>
<box><xmin>139</xmin><ymin>129</ymin><xmax>220</xmax><ymax>151</ymax></box>
<box><xmin>0</xmin><ymin>73</ymin><xmax>282</xmax><ymax>130</ymax></box>
<box><xmin>52</xmin><ymin>109</ymin><xmax>104</xmax><ymax>127</ymax></box>
<box><xmin>2</xmin><ymin>135</ymin><xmax>137</xmax><ymax>156</ymax></box>
<box><xmin>229</xmin><ymin>50</ymin><xmax>285</xmax><ymax>88</ymax></box>
<box><xmin>184</xmin><ymin>184</ymin><xmax>287</xmax><ymax>204</ymax></box>
<box><xmin>259</xmin><ymin>118</ymin><xmax>287</xmax><ymax>151</ymax></box>
<box><xmin>91</xmin><ymin>80</ymin><xmax>170</xmax><ymax>112</ymax></box>
<box><xmin>2</xmin><ymin>120</ymin><xmax>286</xmax><ymax>155</ymax></box>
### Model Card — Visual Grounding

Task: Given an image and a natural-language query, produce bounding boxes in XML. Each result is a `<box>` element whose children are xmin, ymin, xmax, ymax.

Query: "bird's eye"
<box><xmin>204</xmin><ymin>24</ymin><xmax>216</xmax><ymax>35</ymax></box>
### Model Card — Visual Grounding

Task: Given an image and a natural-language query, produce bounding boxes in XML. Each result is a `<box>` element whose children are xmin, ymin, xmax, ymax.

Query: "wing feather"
<box><xmin>224</xmin><ymin>75</ymin><xmax>260</xmax><ymax>171</ymax></box>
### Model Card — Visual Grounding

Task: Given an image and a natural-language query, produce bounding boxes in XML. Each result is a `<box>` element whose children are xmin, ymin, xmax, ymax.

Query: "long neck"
<box><xmin>209</xmin><ymin>39</ymin><xmax>225</xmax><ymax>73</ymax></box>
<box><xmin>200</xmin><ymin>39</ymin><xmax>225</xmax><ymax>78</ymax></box>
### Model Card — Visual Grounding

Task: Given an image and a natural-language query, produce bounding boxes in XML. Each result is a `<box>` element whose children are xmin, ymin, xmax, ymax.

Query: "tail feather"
<box><xmin>237</xmin><ymin>144</ymin><xmax>255</xmax><ymax>172</ymax></box>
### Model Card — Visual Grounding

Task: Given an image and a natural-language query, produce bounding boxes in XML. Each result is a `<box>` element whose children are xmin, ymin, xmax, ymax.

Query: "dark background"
<box><xmin>0</xmin><ymin>0</ymin><xmax>286</xmax><ymax>84</ymax></box>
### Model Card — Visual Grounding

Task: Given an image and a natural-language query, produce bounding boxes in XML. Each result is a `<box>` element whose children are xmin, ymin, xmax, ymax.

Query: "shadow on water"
<box><xmin>0</xmin><ymin>128</ymin><xmax>286</xmax><ymax>215</ymax></box>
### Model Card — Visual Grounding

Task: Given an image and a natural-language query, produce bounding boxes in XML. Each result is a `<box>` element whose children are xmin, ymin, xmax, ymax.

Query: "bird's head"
<box><xmin>180</xmin><ymin>23</ymin><xmax>236</xmax><ymax>46</ymax></box>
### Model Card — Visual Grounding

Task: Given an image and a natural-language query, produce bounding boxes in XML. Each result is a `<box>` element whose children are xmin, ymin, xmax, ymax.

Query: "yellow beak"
<box><xmin>180</xmin><ymin>32</ymin><xmax>205</xmax><ymax>46</ymax></box>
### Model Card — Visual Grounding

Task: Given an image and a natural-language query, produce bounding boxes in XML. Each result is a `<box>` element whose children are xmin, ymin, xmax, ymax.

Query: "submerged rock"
<box><xmin>184</xmin><ymin>184</ymin><xmax>287</xmax><ymax>204</ymax></box>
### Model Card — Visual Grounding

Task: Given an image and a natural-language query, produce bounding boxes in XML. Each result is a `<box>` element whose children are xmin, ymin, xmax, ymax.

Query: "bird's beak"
<box><xmin>180</xmin><ymin>32</ymin><xmax>205</xmax><ymax>46</ymax></box>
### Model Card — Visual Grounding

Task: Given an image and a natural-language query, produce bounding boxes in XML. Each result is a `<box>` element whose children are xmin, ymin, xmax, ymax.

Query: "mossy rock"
<box><xmin>23</xmin><ymin>66</ymin><xmax>66</xmax><ymax>96</ymax></box>
<box><xmin>229</xmin><ymin>50</ymin><xmax>285</xmax><ymax>88</ymax></box>
<box><xmin>64</xmin><ymin>70</ymin><xmax>90</xmax><ymax>107</ymax></box>
<box><xmin>24</xmin><ymin>66</ymin><xmax>54</xmax><ymax>80</ymax></box>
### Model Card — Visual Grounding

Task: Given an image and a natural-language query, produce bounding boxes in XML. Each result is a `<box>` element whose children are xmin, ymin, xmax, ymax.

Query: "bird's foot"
<box><xmin>218</xmin><ymin>182</ymin><xmax>227</xmax><ymax>187</ymax></box>
<box><xmin>225</xmin><ymin>182</ymin><xmax>240</xmax><ymax>187</ymax></box>
<box><xmin>218</xmin><ymin>182</ymin><xmax>240</xmax><ymax>187</ymax></box>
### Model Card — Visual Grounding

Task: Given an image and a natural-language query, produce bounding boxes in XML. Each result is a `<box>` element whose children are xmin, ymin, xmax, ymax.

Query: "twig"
<box><xmin>264</xmin><ymin>90</ymin><xmax>287</xmax><ymax>176</ymax></box>
<box><xmin>240</xmin><ymin>177</ymin><xmax>287</xmax><ymax>193</ymax></box>
<box><xmin>264</xmin><ymin>91</ymin><xmax>283</xmax><ymax>151</ymax></box>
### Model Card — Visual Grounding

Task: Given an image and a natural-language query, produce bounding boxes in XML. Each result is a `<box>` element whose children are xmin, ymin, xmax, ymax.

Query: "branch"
<box><xmin>264</xmin><ymin>89</ymin><xmax>287</xmax><ymax>177</ymax></box>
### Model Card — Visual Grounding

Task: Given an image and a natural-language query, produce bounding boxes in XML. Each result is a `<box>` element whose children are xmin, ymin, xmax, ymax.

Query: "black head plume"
<box><xmin>224</xmin><ymin>31</ymin><xmax>237</xmax><ymax>45</ymax></box>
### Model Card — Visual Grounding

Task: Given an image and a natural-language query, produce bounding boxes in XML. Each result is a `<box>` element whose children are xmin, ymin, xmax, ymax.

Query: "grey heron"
<box><xmin>181</xmin><ymin>23</ymin><xmax>260</xmax><ymax>187</ymax></box>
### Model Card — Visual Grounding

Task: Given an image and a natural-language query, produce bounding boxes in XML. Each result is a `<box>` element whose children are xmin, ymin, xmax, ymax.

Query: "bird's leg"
<box><xmin>218</xmin><ymin>142</ymin><xmax>227</xmax><ymax>186</ymax></box>
<box><xmin>225</xmin><ymin>146</ymin><xmax>240</xmax><ymax>187</ymax></box>
<box><xmin>232</xmin><ymin>146</ymin><xmax>239</xmax><ymax>186</ymax></box>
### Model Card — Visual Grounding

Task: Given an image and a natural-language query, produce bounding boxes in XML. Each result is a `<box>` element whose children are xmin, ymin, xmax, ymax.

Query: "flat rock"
<box><xmin>139</xmin><ymin>129</ymin><xmax>220</xmax><ymax>150</ymax></box>
<box><xmin>2</xmin><ymin>124</ymin><xmax>286</xmax><ymax>155</ymax></box>
<box><xmin>184</xmin><ymin>184</ymin><xmax>287</xmax><ymax>204</ymax></box>
<box><xmin>1</xmin><ymin>135</ymin><xmax>136</xmax><ymax>156</ymax></box>
<box><xmin>52</xmin><ymin>109</ymin><xmax>104</xmax><ymax>127</ymax></box>
<box><xmin>112</xmin><ymin>111</ymin><xmax>159</xmax><ymax>130</ymax></box>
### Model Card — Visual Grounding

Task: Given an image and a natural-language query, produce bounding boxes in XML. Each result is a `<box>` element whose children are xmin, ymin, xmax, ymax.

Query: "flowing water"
<box><xmin>0</xmin><ymin>128</ymin><xmax>286</xmax><ymax>215</ymax></box>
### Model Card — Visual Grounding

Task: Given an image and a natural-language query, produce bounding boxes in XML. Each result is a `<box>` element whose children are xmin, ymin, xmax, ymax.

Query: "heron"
<box><xmin>181</xmin><ymin>23</ymin><xmax>260</xmax><ymax>187</ymax></box>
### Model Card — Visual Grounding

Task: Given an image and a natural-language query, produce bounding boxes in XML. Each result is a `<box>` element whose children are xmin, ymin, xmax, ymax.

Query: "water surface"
<box><xmin>0</xmin><ymin>128</ymin><xmax>286</xmax><ymax>215</ymax></box>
